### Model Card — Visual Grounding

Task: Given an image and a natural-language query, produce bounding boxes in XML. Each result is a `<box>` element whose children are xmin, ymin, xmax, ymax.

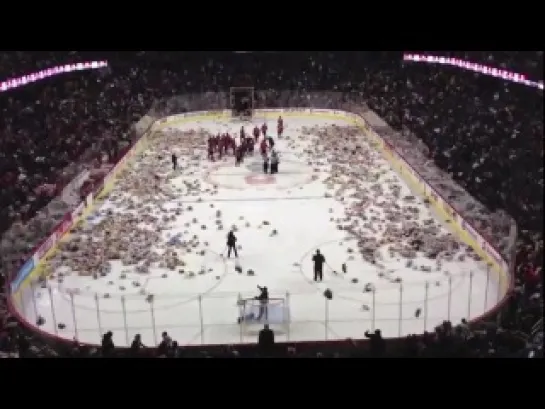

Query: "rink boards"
<box><xmin>9</xmin><ymin>108</ymin><xmax>511</xmax><ymax>342</ymax></box>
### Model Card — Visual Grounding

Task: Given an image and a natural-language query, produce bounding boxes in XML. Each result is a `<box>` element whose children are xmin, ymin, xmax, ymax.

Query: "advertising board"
<box><xmin>86</xmin><ymin>192</ymin><xmax>93</xmax><ymax>208</ymax></box>
<box><xmin>33</xmin><ymin>233</ymin><xmax>57</xmax><ymax>263</ymax></box>
<box><xmin>71</xmin><ymin>201</ymin><xmax>85</xmax><ymax>220</ymax></box>
<box><xmin>11</xmin><ymin>259</ymin><xmax>34</xmax><ymax>292</ymax></box>
<box><xmin>55</xmin><ymin>213</ymin><xmax>73</xmax><ymax>239</ymax></box>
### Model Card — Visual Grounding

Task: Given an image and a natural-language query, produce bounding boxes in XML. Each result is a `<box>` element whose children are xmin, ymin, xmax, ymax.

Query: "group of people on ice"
<box><xmin>206</xmin><ymin>117</ymin><xmax>284</xmax><ymax>174</ymax></box>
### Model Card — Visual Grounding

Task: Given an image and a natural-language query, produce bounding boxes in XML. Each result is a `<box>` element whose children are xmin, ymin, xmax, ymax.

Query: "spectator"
<box><xmin>101</xmin><ymin>331</ymin><xmax>115</xmax><ymax>357</ymax></box>
<box><xmin>364</xmin><ymin>329</ymin><xmax>385</xmax><ymax>357</ymax></box>
<box><xmin>157</xmin><ymin>331</ymin><xmax>172</xmax><ymax>357</ymax></box>
<box><xmin>130</xmin><ymin>334</ymin><xmax>145</xmax><ymax>357</ymax></box>
<box><xmin>258</xmin><ymin>324</ymin><xmax>275</xmax><ymax>356</ymax></box>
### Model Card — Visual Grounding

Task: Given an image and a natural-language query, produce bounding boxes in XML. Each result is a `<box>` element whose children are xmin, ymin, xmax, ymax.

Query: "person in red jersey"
<box><xmin>277</xmin><ymin>116</ymin><xmax>284</xmax><ymax>137</ymax></box>
<box><xmin>207</xmin><ymin>135</ymin><xmax>215</xmax><ymax>161</ymax></box>
<box><xmin>228</xmin><ymin>133</ymin><xmax>236</xmax><ymax>155</ymax></box>
<box><xmin>224</xmin><ymin>133</ymin><xmax>231</xmax><ymax>157</ymax></box>
<box><xmin>240</xmin><ymin>127</ymin><xmax>247</xmax><ymax>154</ymax></box>
<box><xmin>260</xmin><ymin>138</ymin><xmax>268</xmax><ymax>158</ymax></box>
<box><xmin>213</xmin><ymin>133</ymin><xmax>220</xmax><ymax>155</ymax></box>
<box><xmin>253</xmin><ymin>125</ymin><xmax>260</xmax><ymax>142</ymax></box>
<box><xmin>218</xmin><ymin>133</ymin><xmax>225</xmax><ymax>159</ymax></box>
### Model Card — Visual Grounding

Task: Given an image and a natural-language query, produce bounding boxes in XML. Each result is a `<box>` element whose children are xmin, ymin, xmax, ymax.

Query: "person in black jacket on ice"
<box><xmin>227</xmin><ymin>229</ymin><xmax>238</xmax><ymax>258</ymax></box>
<box><xmin>312</xmin><ymin>249</ymin><xmax>325</xmax><ymax>282</ymax></box>
<box><xmin>270</xmin><ymin>149</ymin><xmax>279</xmax><ymax>174</ymax></box>
<box><xmin>255</xmin><ymin>285</ymin><xmax>269</xmax><ymax>320</ymax></box>
<box><xmin>171</xmin><ymin>153</ymin><xmax>177</xmax><ymax>171</ymax></box>
<box><xmin>235</xmin><ymin>145</ymin><xmax>244</xmax><ymax>166</ymax></box>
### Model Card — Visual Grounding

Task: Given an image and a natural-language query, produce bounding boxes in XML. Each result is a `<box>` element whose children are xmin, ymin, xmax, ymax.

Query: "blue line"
<box><xmin>178</xmin><ymin>195</ymin><xmax>327</xmax><ymax>203</ymax></box>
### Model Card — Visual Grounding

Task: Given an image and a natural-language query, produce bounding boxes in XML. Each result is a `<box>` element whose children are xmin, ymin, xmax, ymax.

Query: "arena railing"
<box><xmin>5</xmin><ymin>91</ymin><xmax>517</xmax><ymax>353</ymax></box>
<box><xmin>13</xmin><ymin>268</ymin><xmax>505</xmax><ymax>348</ymax></box>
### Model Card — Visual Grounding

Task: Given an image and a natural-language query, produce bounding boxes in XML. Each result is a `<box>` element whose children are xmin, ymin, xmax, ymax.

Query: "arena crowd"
<box><xmin>0</xmin><ymin>51</ymin><xmax>542</xmax><ymax>358</ymax></box>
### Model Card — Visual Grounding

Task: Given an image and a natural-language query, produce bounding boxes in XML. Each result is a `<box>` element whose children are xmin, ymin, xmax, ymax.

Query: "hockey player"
<box><xmin>227</xmin><ymin>229</ymin><xmax>238</xmax><ymax>258</ymax></box>
<box><xmin>255</xmin><ymin>285</ymin><xmax>269</xmax><ymax>321</ymax></box>
<box><xmin>207</xmin><ymin>136</ymin><xmax>215</xmax><ymax>161</ymax></box>
<box><xmin>227</xmin><ymin>133</ymin><xmax>236</xmax><ymax>156</ymax></box>
<box><xmin>225</xmin><ymin>133</ymin><xmax>233</xmax><ymax>155</ymax></box>
<box><xmin>218</xmin><ymin>133</ymin><xmax>226</xmax><ymax>159</ymax></box>
<box><xmin>267</xmin><ymin>136</ymin><xmax>275</xmax><ymax>149</ymax></box>
<box><xmin>235</xmin><ymin>144</ymin><xmax>244</xmax><ymax>166</ymax></box>
<box><xmin>245</xmin><ymin>137</ymin><xmax>254</xmax><ymax>155</ymax></box>
<box><xmin>213</xmin><ymin>133</ymin><xmax>220</xmax><ymax>155</ymax></box>
<box><xmin>171</xmin><ymin>153</ymin><xmax>177</xmax><ymax>171</ymax></box>
<box><xmin>312</xmin><ymin>249</ymin><xmax>326</xmax><ymax>282</ymax></box>
<box><xmin>263</xmin><ymin>156</ymin><xmax>269</xmax><ymax>174</ymax></box>
<box><xmin>270</xmin><ymin>149</ymin><xmax>279</xmax><ymax>174</ymax></box>
<box><xmin>260</xmin><ymin>138</ymin><xmax>268</xmax><ymax>158</ymax></box>
<box><xmin>253</xmin><ymin>125</ymin><xmax>260</xmax><ymax>142</ymax></box>
<box><xmin>277</xmin><ymin>116</ymin><xmax>284</xmax><ymax>138</ymax></box>
<box><xmin>261</xmin><ymin>122</ymin><xmax>268</xmax><ymax>138</ymax></box>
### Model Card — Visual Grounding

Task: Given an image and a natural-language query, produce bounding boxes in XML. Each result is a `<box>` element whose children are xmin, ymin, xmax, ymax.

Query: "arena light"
<box><xmin>403</xmin><ymin>53</ymin><xmax>544</xmax><ymax>90</ymax></box>
<box><xmin>0</xmin><ymin>61</ymin><xmax>109</xmax><ymax>94</ymax></box>
<box><xmin>233</xmin><ymin>51</ymin><xmax>281</xmax><ymax>54</ymax></box>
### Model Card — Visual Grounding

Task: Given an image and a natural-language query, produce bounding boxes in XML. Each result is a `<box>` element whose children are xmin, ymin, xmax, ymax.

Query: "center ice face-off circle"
<box><xmin>22</xmin><ymin>116</ymin><xmax>502</xmax><ymax>346</ymax></box>
<box><xmin>205</xmin><ymin>155</ymin><xmax>316</xmax><ymax>190</ymax></box>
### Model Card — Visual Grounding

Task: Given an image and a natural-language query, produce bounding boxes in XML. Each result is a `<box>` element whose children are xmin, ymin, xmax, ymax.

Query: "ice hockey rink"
<box><xmin>18</xmin><ymin>114</ymin><xmax>504</xmax><ymax>347</ymax></box>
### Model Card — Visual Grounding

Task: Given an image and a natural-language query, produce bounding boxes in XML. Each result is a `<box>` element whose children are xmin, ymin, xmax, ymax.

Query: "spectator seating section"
<box><xmin>0</xmin><ymin>51</ymin><xmax>541</xmax><ymax>358</ymax></box>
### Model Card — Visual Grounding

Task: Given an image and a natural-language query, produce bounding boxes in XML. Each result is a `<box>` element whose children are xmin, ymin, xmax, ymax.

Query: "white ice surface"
<box><xmin>22</xmin><ymin>117</ymin><xmax>502</xmax><ymax>347</ymax></box>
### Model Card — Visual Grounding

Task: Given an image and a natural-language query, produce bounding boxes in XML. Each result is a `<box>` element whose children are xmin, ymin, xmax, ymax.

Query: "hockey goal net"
<box><xmin>237</xmin><ymin>297</ymin><xmax>290</xmax><ymax>335</ymax></box>
<box><xmin>230</xmin><ymin>86</ymin><xmax>254</xmax><ymax>121</ymax></box>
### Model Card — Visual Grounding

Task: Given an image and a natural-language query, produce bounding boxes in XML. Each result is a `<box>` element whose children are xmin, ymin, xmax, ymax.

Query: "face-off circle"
<box><xmin>204</xmin><ymin>156</ymin><xmax>316</xmax><ymax>190</ymax></box>
<box><xmin>245</xmin><ymin>175</ymin><xmax>276</xmax><ymax>185</ymax></box>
